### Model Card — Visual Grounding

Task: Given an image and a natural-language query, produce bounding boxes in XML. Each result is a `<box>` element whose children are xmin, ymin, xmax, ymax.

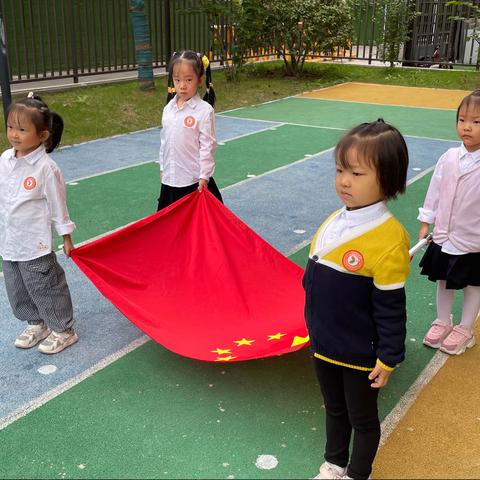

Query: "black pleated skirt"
<box><xmin>419</xmin><ymin>241</ymin><xmax>480</xmax><ymax>290</ymax></box>
<box><xmin>157</xmin><ymin>177</ymin><xmax>223</xmax><ymax>211</ymax></box>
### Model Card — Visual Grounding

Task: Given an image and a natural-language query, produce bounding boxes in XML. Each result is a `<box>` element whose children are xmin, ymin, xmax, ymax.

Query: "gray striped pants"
<box><xmin>3</xmin><ymin>252</ymin><xmax>74</xmax><ymax>332</ymax></box>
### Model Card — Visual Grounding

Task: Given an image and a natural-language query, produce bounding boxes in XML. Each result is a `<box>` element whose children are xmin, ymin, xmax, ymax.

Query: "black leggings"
<box><xmin>157</xmin><ymin>178</ymin><xmax>223</xmax><ymax>211</ymax></box>
<box><xmin>314</xmin><ymin>358</ymin><xmax>380</xmax><ymax>480</ymax></box>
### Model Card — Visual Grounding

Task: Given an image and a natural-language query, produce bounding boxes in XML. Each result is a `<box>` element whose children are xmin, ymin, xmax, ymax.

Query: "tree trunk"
<box><xmin>129</xmin><ymin>0</ymin><xmax>155</xmax><ymax>91</ymax></box>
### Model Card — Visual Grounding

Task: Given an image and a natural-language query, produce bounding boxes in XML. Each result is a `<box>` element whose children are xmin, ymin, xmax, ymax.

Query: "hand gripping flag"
<box><xmin>71</xmin><ymin>190</ymin><xmax>309</xmax><ymax>362</ymax></box>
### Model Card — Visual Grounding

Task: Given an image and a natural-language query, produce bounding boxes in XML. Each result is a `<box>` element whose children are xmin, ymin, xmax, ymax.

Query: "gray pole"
<box><xmin>0</xmin><ymin>1</ymin><xmax>12</xmax><ymax>125</ymax></box>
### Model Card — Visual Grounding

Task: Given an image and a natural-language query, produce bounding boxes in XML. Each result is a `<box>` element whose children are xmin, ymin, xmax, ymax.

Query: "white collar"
<box><xmin>459</xmin><ymin>143</ymin><xmax>480</xmax><ymax>162</ymax></box>
<box><xmin>172</xmin><ymin>93</ymin><xmax>201</xmax><ymax>111</ymax></box>
<box><xmin>342</xmin><ymin>201</ymin><xmax>389</xmax><ymax>229</ymax></box>
<box><xmin>7</xmin><ymin>144</ymin><xmax>46</xmax><ymax>165</ymax></box>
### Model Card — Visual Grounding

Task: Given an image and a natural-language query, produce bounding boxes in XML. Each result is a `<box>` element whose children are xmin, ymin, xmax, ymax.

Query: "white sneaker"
<box><xmin>38</xmin><ymin>328</ymin><xmax>79</xmax><ymax>354</ymax></box>
<box><xmin>313</xmin><ymin>461</ymin><xmax>348</xmax><ymax>479</ymax></box>
<box><xmin>15</xmin><ymin>323</ymin><xmax>50</xmax><ymax>349</ymax></box>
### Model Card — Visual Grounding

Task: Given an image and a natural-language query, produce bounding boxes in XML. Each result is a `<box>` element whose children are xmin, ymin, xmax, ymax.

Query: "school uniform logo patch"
<box><xmin>342</xmin><ymin>250</ymin><xmax>364</xmax><ymax>271</ymax></box>
<box><xmin>23</xmin><ymin>176</ymin><xmax>37</xmax><ymax>190</ymax></box>
<box><xmin>184</xmin><ymin>116</ymin><xmax>196</xmax><ymax>128</ymax></box>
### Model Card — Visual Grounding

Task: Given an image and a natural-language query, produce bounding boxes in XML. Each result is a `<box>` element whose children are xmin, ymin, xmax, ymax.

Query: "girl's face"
<box><xmin>172</xmin><ymin>61</ymin><xmax>202</xmax><ymax>105</ymax></box>
<box><xmin>7</xmin><ymin>112</ymin><xmax>48</xmax><ymax>158</ymax></box>
<box><xmin>457</xmin><ymin>105</ymin><xmax>480</xmax><ymax>152</ymax></box>
<box><xmin>335</xmin><ymin>148</ymin><xmax>384</xmax><ymax>210</ymax></box>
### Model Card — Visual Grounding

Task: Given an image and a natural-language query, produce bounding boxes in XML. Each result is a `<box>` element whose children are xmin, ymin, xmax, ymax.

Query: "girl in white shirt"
<box><xmin>419</xmin><ymin>90</ymin><xmax>480</xmax><ymax>355</ymax></box>
<box><xmin>157</xmin><ymin>50</ymin><xmax>223</xmax><ymax>210</ymax></box>
<box><xmin>0</xmin><ymin>93</ymin><xmax>78</xmax><ymax>354</ymax></box>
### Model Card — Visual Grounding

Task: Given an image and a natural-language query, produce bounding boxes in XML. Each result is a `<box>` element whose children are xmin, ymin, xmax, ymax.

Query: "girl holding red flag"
<box><xmin>304</xmin><ymin>120</ymin><xmax>410</xmax><ymax>479</ymax></box>
<box><xmin>157</xmin><ymin>50</ymin><xmax>223</xmax><ymax>210</ymax></box>
<box><xmin>0</xmin><ymin>93</ymin><xmax>78</xmax><ymax>354</ymax></box>
<box><xmin>418</xmin><ymin>90</ymin><xmax>480</xmax><ymax>355</ymax></box>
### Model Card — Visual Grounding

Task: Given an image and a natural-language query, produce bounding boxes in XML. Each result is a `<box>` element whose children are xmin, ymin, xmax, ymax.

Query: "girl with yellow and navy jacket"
<box><xmin>304</xmin><ymin>120</ymin><xmax>410</xmax><ymax>480</ymax></box>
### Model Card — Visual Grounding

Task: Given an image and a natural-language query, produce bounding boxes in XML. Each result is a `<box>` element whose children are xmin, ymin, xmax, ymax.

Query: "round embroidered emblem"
<box><xmin>23</xmin><ymin>176</ymin><xmax>37</xmax><ymax>190</ymax></box>
<box><xmin>342</xmin><ymin>250</ymin><xmax>364</xmax><ymax>271</ymax></box>
<box><xmin>184</xmin><ymin>116</ymin><xmax>196</xmax><ymax>128</ymax></box>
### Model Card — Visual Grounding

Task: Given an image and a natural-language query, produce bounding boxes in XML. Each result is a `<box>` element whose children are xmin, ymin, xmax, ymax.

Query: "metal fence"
<box><xmin>0</xmin><ymin>0</ymin><xmax>223</xmax><ymax>83</ymax></box>
<box><xmin>0</xmin><ymin>0</ymin><xmax>479</xmax><ymax>86</ymax></box>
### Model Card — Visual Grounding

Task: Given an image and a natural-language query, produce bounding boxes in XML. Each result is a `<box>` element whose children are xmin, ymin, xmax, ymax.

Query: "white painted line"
<box><xmin>285</xmin><ymin>238</ymin><xmax>314</xmax><ymax>257</ymax></box>
<box><xmin>379</xmin><ymin>351</ymin><xmax>449</xmax><ymax>446</ymax></box>
<box><xmin>219</xmin><ymin>114</ymin><xmax>459</xmax><ymax>143</ymax></box>
<box><xmin>65</xmin><ymin>123</ymin><xmax>286</xmax><ymax>184</ymax></box>
<box><xmin>298</xmin><ymin>94</ymin><xmax>458</xmax><ymax>111</ymax></box>
<box><xmin>0</xmin><ymin>335</ymin><xmax>149</xmax><ymax>431</ymax></box>
<box><xmin>406</xmin><ymin>165</ymin><xmax>435</xmax><ymax>186</ymax></box>
<box><xmin>221</xmin><ymin>146</ymin><xmax>335</xmax><ymax>192</ymax></box>
<box><xmin>66</xmin><ymin>159</ymin><xmax>156</xmax><ymax>183</ymax></box>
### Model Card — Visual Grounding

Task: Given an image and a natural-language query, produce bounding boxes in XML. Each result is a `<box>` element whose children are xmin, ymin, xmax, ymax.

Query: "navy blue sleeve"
<box><xmin>371</xmin><ymin>286</ymin><xmax>407</xmax><ymax>368</ymax></box>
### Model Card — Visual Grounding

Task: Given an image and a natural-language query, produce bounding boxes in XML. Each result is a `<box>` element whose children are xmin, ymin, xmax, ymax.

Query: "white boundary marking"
<box><xmin>0</xmin><ymin>336</ymin><xmax>149</xmax><ymax>431</ymax></box>
<box><xmin>222</xmin><ymin>146</ymin><xmax>335</xmax><ymax>192</ymax></box>
<box><xmin>218</xmin><ymin>114</ymin><xmax>458</xmax><ymax>144</ymax></box>
<box><xmin>379</xmin><ymin>351</ymin><xmax>449</xmax><ymax>445</ymax></box>
<box><xmin>65</xmin><ymin>120</ymin><xmax>285</xmax><ymax>184</ymax></box>
<box><xmin>298</xmin><ymin>94</ymin><xmax>458</xmax><ymax>111</ymax></box>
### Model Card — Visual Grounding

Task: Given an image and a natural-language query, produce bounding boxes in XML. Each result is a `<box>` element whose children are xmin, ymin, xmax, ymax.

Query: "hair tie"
<box><xmin>167</xmin><ymin>87</ymin><xmax>176</xmax><ymax>94</ymax></box>
<box><xmin>27</xmin><ymin>91</ymin><xmax>34</xmax><ymax>99</ymax></box>
<box><xmin>377</xmin><ymin>117</ymin><xmax>385</xmax><ymax>123</ymax></box>
<box><xmin>202</xmin><ymin>55</ymin><xmax>210</xmax><ymax>69</ymax></box>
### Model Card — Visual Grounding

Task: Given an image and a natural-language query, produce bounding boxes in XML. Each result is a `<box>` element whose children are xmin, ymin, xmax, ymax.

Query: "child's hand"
<box><xmin>368</xmin><ymin>364</ymin><xmax>392</xmax><ymax>388</ymax></box>
<box><xmin>62</xmin><ymin>235</ymin><xmax>74</xmax><ymax>258</ymax></box>
<box><xmin>198</xmin><ymin>179</ymin><xmax>208</xmax><ymax>192</ymax></box>
<box><xmin>418</xmin><ymin>222</ymin><xmax>430</xmax><ymax>241</ymax></box>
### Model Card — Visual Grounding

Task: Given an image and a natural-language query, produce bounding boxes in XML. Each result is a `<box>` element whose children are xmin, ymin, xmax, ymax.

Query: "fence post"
<box><xmin>0</xmin><ymin>0</ymin><xmax>12</xmax><ymax>125</ymax></box>
<box><xmin>67</xmin><ymin>0</ymin><xmax>79</xmax><ymax>83</ymax></box>
<box><xmin>164</xmin><ymin>0</ymin><xmax>172</xmax><ymax>64</ymax></box>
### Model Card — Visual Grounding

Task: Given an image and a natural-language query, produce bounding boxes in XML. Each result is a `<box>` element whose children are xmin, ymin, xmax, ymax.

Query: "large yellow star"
<box><xmin>215</xmin><ymin>355</ymin><xmax>237</xmax><ymax>362</ymax></box>
<box><xmin>234</xmin><ymin>338</ymin><xmax>255</xmax><ymax>346</ymax></box>
<box><xmin>211</xmin><ymin>348</ymin><xmax>231</xmax><ymax>355</ymax></box>
<box><xmin>267</xmin><ymin>332</ymin><xmax>286</xmax><ymax>341</ymax></box>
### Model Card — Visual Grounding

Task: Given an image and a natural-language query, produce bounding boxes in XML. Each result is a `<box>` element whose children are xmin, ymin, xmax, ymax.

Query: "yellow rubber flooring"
<box><xmin>373</xmin><ymin>320</ymin><xmax>480</xmax><ymax>479</ymax></box>
<box><xmin>300</xmin><ymin>82</ymin><xmax>470</xmax><ymax>110</ymax></box>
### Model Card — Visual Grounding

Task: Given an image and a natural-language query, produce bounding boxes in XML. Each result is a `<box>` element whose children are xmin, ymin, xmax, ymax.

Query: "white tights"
<box><xmin>437</xmin><ymin>280</ymin><xmax>480</xmax><ymax>332</ymax></box>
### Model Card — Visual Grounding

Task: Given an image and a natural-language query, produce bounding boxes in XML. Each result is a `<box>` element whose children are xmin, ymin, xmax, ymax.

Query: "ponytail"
<box><xmin>8</xmin><ymin>92</ymin><xmax>64</xmax><ymax>152</ymax></box>
<box><xmin>201</xmin><ymin>55</ymin><xmax>216</xmax><ymax>108</ymax></box>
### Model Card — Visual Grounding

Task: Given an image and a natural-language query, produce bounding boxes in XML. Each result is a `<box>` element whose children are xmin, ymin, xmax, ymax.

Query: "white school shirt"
<box><xmin>418</xmin><ymin>143</ymin><xmax>480</xmax><ymax>255</ymax></box>
<box><xmin>0</xmin><ymin>145</ymin><xmax>76</xmax><ymax>261</ymax></box>
<box><xmin>158</xmin><ymin>94</ymin><xmax>217</xmax><ymax>187</ymax></box>
<box><xmin>316</xmin><ymin>201</ymin><xmax>390</xmax><ymax>250</ymax></box>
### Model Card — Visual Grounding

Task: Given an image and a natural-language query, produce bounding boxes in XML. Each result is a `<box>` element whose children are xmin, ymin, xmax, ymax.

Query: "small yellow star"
<box><xmin>211</xmin><ymin>348</ymin><xmax>231</xmax><ymax>355</ymax></box>
<box><xmin>215</xmin><ymin>355</ymin><xmax>237</xmax><ymax>362</ymax></box>
<box><xmin>234</xmin><ymin>338</ymin><xmax>255</xmax><ymax>346</ymax></box>
<box><xmin>291</xmin><ymin>335</ymin><xmax>309</xmax><ymax>347</ymax></box>
<box><xmin>267</xmin><ymin>332</ymin><xmax>286</xmax><ymax>341</ymax></box>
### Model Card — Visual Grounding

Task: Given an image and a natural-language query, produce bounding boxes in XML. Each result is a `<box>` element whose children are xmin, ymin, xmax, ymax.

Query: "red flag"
<box><xmin>71</xmin><ymin>190</ymin><xmax>308</xmax><ymax>362</ymax></box>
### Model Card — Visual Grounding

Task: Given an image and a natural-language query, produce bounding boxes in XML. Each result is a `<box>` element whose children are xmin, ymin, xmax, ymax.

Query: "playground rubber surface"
<box><xmin>0</xmin><ymin>82</ymin><xmax>478</xmax><ymax>479</ymax></box>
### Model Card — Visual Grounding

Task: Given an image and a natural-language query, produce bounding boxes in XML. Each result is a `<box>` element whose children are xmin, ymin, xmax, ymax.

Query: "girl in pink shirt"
<box><xmin>418</xmin><ymin>90</ymin><xmax>480</xmax><ymax>355</ymax></box>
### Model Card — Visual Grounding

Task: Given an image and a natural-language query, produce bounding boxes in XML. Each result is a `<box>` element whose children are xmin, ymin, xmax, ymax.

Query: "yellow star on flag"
<box><xmin>267</xmin><ymin>332</ymin><xmax>286</xmax><ymax>341</ymax></box>
<box><xmin>211</xmin><ymin>348</ymin><xmax>231</xmax><ymax>355</ymax></box>
<box><xmin>291</xmin><ymin>335</ymin><xmax>309</xmax><ymax>347</ymax></box>
<box><xmin>234</xmin><ymin>338</ymin><xmax>255</xmax><ymax>346</ymax></box>
<box><xmin>215</xmin><ymin>355</ymin><xmax>237</xmax><ymax>362</ymax></box>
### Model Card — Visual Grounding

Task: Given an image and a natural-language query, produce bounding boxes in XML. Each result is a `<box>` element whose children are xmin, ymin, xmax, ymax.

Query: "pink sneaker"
<box><xmin>440</xmin><ymin>325</ymin><xmax>476</xmax><ymax>355</ymax></box>
<box><xmin>423</xmin><ymin>318</ymin><xmax>453</xmax><ymax>348</ymax></box>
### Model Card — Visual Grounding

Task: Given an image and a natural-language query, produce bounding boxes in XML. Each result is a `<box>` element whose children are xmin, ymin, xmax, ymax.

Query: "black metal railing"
<box><xmin>0</xmin><ymin>0</ymin><xmax>478</xmax><ymax>86</ymax></box>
